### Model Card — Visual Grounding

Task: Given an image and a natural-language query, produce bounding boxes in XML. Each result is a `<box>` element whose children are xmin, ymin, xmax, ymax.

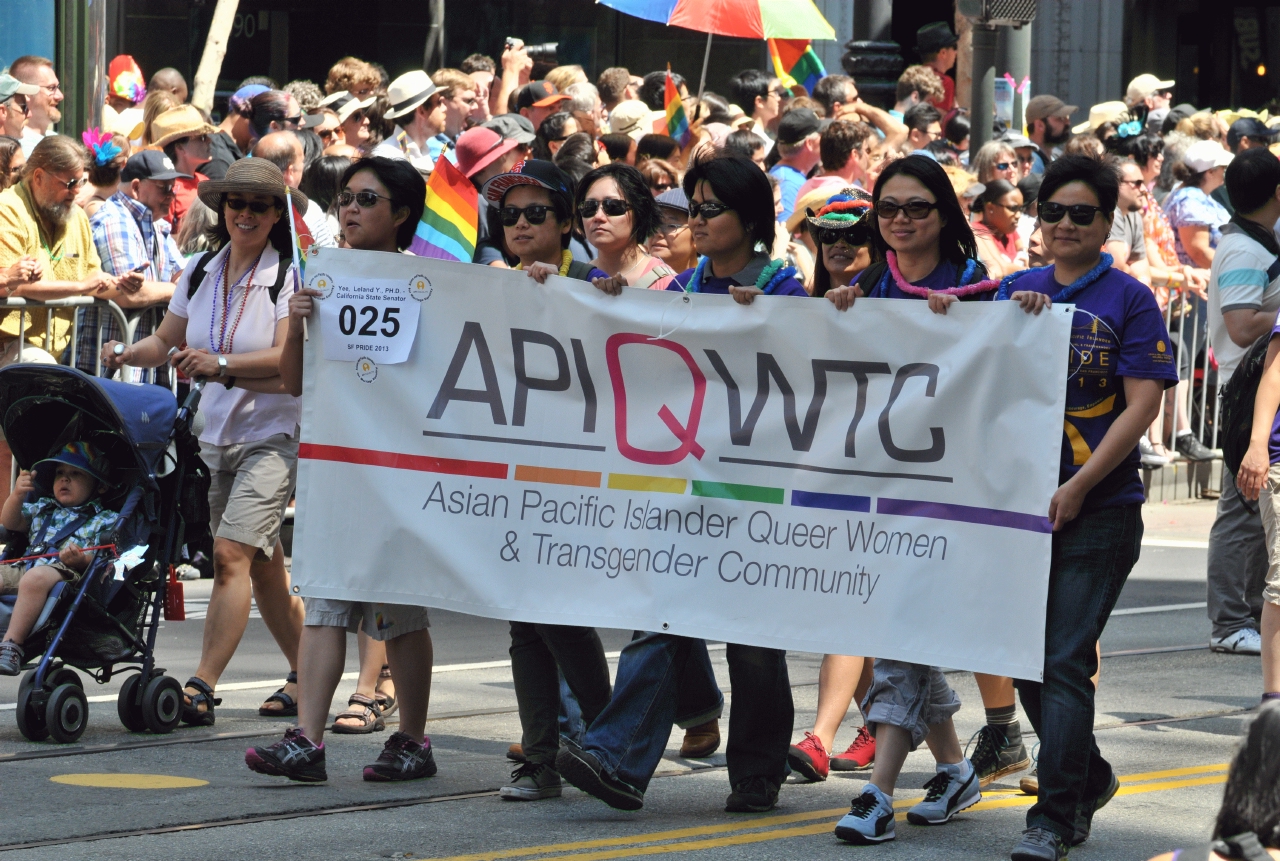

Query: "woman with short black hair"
<box><xmin>533</xmin><ymin>112</ymin><xmax>579</xmax><ymax>161</ymax></box>
<box><xmin>971</xmin><ymin>179</ymin><xmax>1026</xmax><ymax>278</ymax></box>
<box><xmin>575</xmin><ymin>162</ymin><xmax>675</xmax><ymax>290</ymax></box>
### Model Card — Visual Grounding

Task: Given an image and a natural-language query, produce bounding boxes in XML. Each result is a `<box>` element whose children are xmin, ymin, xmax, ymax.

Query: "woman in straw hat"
<box><xmin>101</xmin><ymin>158</ymin><xmax>306</xmax><ymax>725</ymax></box>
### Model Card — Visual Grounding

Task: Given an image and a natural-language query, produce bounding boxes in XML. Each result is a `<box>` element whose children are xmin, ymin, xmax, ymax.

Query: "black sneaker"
<box><xmin>1011</xmin><ymin>826</ymin><xmax>1069</xmax><ymax>861</ymax></box>
<box><xmin>555</xmin><ymin>743</ymin><xmax>643</xmax><ymax>810</ymax></box>
<box><xmin>363</xmin><ymin>731</ymin><xmax>437</xmax><ymax>781</ymax></box>
<box><xmin>1070</xmin><ymin>770</ymin><xmax>1119</xmax><ymax>846</ymax></box>
<box><xmin>1175</xmin><ymin>432</ymin><xmax>1217</xmax><ymax>462</ymax></box>
<box><xmin>967</xmin><ymin>724</ymin><xmax>1031</xmax><ymax>787</ymax></box>
<box><xmin>0</xmin><ymin>640</ymin><xmax>23</xmax><ymax>676</ymax></box>
<box><xmin>725</xmin><ymin>776</ymin><xmax>779</xmax><ymax>812</ymax></box>
<box><xmin>245</xmin><ymin>728</ymin><xmax>327</xmax><ymax>782</ymax></box>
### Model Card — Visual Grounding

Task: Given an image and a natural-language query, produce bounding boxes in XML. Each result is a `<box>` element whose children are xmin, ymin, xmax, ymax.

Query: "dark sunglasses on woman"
<box><xmin>578</xmin><ymin>198</ymin><xmax>630</xmax><ymax>218</ymax></box>
<box><xmin>815</xmin><ymin>224</ymin><xmax>871</xmax><ymax>247</ymax></box>
<box><xmin>336</xmin><ymin>190</ymin><xmax>392</xmax><ymax>208</ymax></box>
<box><xmin>688</xmin><ymin>201</ymin><xmax>732</xmax><ymax>220</ymax></box>
<box><xmin>874</xmin><ymin>199</ymin><xmax>938</xmax><ymax>220</ymax></box>
<box><xmin>225</xmin><ymin>197</ymin><xmax>277</xmax><ymax>214</ymax></box>
<box><xmin>500</xmin><ymin>204</ymin><xmax>553</xmax><ymax>226</ymax></box>
<box><xmin>1038</xmin><ymin>201</ymin><xmax>1105</xmax><ymax>226</ymax></box>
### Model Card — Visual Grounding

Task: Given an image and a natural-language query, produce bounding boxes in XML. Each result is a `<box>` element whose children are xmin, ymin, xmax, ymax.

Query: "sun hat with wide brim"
<box><xmin>197</xmin><ymin>157</ymin><xmax>307</xmax><ymax>213</ymax></box>
<box><xmin>150</xmin><ymin>104</ymin><xmax>219</xmax><ymax>149</ymax></box>
<box><xmin>319</xmin><ymin>90</ymin><xmax>376</xmax><ymax>124</ymax></box>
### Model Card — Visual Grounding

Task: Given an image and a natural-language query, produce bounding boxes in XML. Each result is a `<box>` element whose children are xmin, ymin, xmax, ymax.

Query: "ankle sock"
<box><xmin>985</xmin><ymin>704</ymin><xmax>1018</xmax><ymax>729</ymax></box>
<box><xmin>941</xmin><ymin>759</ymin><xmax>973</xmax><ymax>780</ymax></box>
<box><xmin>1263</xmin><ymin>692</ymin><xmax>1280</xmax><ymax>703</ymax></box>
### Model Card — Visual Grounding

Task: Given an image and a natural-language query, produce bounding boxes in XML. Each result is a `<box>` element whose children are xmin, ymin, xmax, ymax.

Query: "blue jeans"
<box><xmin>509</xmin><ymin>622</ymin><xmax>611</xmax><ymax>767</ymax></box>
<box><xmin>1014</xmin><ymin>503</ymin><xmax>1142</xmax><ymax>840</ymax></box>
<box><xmin>581</xmin><ymin>635</ymin><xmax>788</xmax><ymax>794</ymax></box>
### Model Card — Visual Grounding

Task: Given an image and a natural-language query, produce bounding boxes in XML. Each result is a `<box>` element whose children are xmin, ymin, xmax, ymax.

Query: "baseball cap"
<box><xmin>653</xmin><ymin>187</ymin><xmax>689</xmax><ymax>214</ymax></box>
<box><xmin>1025</xmin><ymin>95</ymin><xmax>1077</xmax><ymax>124</ymax></box>
<box><xmin>1162</xmin><ymin>103</ymin><xmax>1199</xmax><ymax>134</ymax></box>
<box><xmin>517</xmin><ymin>82</ymin><xmax>570</xmax><ymax>112</ymax></box>
<box><xmin>121</xmin><ymin>150</ymin><xmax>192</xmax><ymax>182</ymax></box>
<box><xmin>455</xmin><ymin>126</ymin><xmax>520</xmax><ymax>179</ymax></box>
<box><xmin>36</xmin><ymin>442</ymin><xmax>111</xmax><ymax>489</ymax></box>
<box><xmin>1183</xmin><ymin>139</ymin><xmax>1233</xmax><ymax>173</ymax></box>
<box><xmin>0</xmin><ymin>74</ymin><xmax>38</xmax><ymax>103</ymax></box>
<box><xmin>776</xmin><ymin>107</ymin><xmax>821</xmax><ymax>145</ymax></box>
<box><xmin>483</xmin><ymin>113</ymin><xmax>536</xmax><ymax>145</ymax></box>
<box><xmin>1072</xmin><ymin>101</ymin><xmax>1128</xmax><ymax>135</ymax></box>
<box><xmin>916</xmin><ymin>22</ymin><xmax>958</xmax><ymax>54</ymax></box>
<box><xmin>1125</xmin><ymin>73</ymin><xmax>1175</xmax><ymax>107</ymax></box>
<box><xmin>1228</xmin><ymin>117</ymin><xmax>1280</xmax><ymax>149</ymax></box>
<box><xmin>998</xmin><ymin>132</ymin><xmax>1035</xmax><ymax>149</ymax></box>
<box><xmin>480</xmin><ymin>158</ymin><xmax>574</xmax><ymax>204</ymax></box>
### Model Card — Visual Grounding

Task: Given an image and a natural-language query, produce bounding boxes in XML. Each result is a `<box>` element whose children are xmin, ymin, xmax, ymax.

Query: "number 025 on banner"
<box><xmin>316</xmin><ymin>275</ymin><xmax>421</xmax><ymax>364</ymax></box>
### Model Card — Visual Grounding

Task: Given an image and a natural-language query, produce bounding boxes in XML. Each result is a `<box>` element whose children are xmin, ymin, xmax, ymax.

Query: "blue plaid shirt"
<box><xmin>21</xmin><ymin>496</ymin><xmax>117</xmax><ymax>569</ymax></box>
<box><xmin>83</xmin><ymin>192</ymin><xmax>184</xmax><ymax>378</ymax></box>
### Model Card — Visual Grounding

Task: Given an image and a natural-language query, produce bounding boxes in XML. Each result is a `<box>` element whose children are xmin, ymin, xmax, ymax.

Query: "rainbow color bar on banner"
<box><xmin>410</xmin><ymin>156</ymin><xmax>478</xmax><ymax>262</ymax></box>
<box><xmin>769</xmin><ymin>38</ymin><xmax>826</xmax><ymax>93</ymax></box>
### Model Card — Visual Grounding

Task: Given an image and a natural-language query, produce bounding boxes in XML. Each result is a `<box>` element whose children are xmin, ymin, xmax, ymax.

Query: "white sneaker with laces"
<box><xmin>1211</xmin><ymin>628</ymin><xmax>1262</xmax><ymax>654</ymax></box>
<box><xmin>907</xmin><ymin>759</ymin><xmax>981</xmax><ymax>825</ymax></box>
<box><xmin>834</xmin><ymin>785</ymin><xmax>896</xmax><ymax>844</ymax></box>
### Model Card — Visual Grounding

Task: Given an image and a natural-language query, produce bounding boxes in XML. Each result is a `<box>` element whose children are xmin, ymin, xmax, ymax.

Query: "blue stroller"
<box><xmin>0</xmin><ymin>365</ymin><xmax>210</xmax><ymax>743</ymax></box>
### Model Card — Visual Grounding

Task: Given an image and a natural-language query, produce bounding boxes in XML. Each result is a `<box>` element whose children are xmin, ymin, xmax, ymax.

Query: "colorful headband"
<box><xmin>806</xmin><ymin>188</ymin><xmax>875</xmax><ymax>226</ymax></box>
<box><xmin>82</xmin><ymin>128</ymin><xmax>123</xmax><ymax>167</ymax></box>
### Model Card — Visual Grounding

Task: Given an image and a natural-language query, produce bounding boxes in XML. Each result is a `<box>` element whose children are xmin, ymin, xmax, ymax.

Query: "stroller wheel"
<box><xmin>142</xmin><ymin>676</ymin><xmax>183</xmax><ymax>734</ymax></box>
<box><xmin>117</xmin><ymin>674</ymin><xmax>147</xmax><ymax>733</ymax></box>
<box><xmin>45</xmin><ymin>683</ymin><xmax>88</xmax><ymax>743</ymax></box>
<box><xmin>16</xmin><ymin>672</ymin><xmax>49</xmax><ymax>742</ymax></box>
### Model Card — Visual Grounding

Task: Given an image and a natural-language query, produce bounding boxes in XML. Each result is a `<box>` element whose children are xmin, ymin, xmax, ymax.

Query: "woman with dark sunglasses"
<box><xmin>971</xmin><ymin>179</ymin><xmax>1027</xmax><ymax>279</ymax></box>
<box><xmin>575</xmin><ymin>163</ymin><xmax>675</xmax><ymax>291</ymax></box>
<box><xmin>994</xmin><ymin>156</ymin><xmax>1175</xmax><ymax>861</ymax></box>
<box><xmin>807</xmin><ymin>187</ymin><xmax>874</xmax><ymax>298</ymax></box>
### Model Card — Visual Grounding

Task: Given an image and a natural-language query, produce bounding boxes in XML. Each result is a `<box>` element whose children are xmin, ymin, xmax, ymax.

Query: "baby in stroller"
<box><xmin>0</xmin><ymin>442</ymin><xmax>117</xmax><ymax>675</ymax></box>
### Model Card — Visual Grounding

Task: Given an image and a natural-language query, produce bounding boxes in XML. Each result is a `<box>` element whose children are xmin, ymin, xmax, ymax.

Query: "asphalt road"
<box><xmin>0</xmin><ymin>500</ymin><xmax>1261</xmax><ymax>861</ymax></box>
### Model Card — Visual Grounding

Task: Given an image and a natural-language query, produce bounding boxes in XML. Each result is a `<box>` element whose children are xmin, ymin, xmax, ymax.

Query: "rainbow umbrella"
<box><xmin>597</xmin><ymin>0</ymin><xmax>835</xmax><ymax>97</ymax></box>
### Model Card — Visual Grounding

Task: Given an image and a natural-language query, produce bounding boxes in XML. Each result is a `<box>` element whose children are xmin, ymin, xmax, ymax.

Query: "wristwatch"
<box><xmin>217</xmin><ymin>355</ymin><xmax>227</xmax><ymax>376</ymax></box>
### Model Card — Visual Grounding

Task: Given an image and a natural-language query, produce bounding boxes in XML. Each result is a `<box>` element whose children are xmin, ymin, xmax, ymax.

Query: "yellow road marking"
<box><xmin>423</xmin><ymin>768</ymin><xmax>1228</xmax><ymax>861</ymax></box>
<box><xmin>50</xmin><ymin>773</ymin><xmax>208</xmax><ymax>789</ymax></box>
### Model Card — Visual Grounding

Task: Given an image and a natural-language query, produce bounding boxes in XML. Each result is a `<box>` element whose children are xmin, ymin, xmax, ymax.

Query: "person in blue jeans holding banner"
<box><xmin>558</xmin><ymin>153</ymin><xmax>796</xmax><ymax>816</ymax></box>
<box><xmin>995</xmin><ymin>155</ymin><xmax>1177</xmax><ymax>861</ymax></box>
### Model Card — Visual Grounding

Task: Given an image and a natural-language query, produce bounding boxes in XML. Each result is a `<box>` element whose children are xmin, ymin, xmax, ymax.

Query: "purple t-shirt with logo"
<box><xmin>1003</xmin><ymin>266</ymin><xmax>1178</xmax><ymax>510</ymax></box>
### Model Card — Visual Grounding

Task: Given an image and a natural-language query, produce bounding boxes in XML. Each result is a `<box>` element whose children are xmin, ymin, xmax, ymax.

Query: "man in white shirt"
<box><xmin>372</xmin><ymin>70</ymin><xmax>441</xmax><ymax>174</ymax></box>
<box><xmin>1205</xmin><ymin>148</ymin><xmax>1280</xmax><ymax>655</ymax></box>
<box><xmin>251</xmin><ymin>132</ymin><xmax>338</xmax><ymax>249</ymax></box>
<box><xmin>9</xmin><ymin>56</ymin><xmax>61</xmax><ymax>156</ymax></box>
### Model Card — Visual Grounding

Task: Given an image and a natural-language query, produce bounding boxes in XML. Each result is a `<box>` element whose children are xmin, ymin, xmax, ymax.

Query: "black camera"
<box><xmin>506</xmin><ymin>37</ymin><xmax>558</xmax><ymax>64</ymax></box>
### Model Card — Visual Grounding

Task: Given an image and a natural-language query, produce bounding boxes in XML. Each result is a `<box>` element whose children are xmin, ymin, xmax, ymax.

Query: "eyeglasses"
<box><xmin>225</xmin><ymin>197</ymin><xmax>277</xmax><ymax>214</ymax></box>
<box><xmin>49</xmin><ymin>174</ymin><xmax>86</xmax><ymax>191</ymax></box>
<box><xmin>771</xmin><ymin>88</ymin><xmax>792</xmax><ymax>100</ymax></box>
<box><xmin>578</xmin><ymin>198</ymin><xmax>630</xmax><ymax>218</ymax></box>
<box><xmin>337</xmin><ymin>189</ymin><xmax>392</xmax><ymax>209</ymax></box>
<box><xmin>995</xmin><ymin>162</ymin><xmax>1014</xmax><ymax>171</ymax></box>
<box><xmin>815</xmin><ymin>224</ymin><xmax>871</xmax><ymax>247</ymax></box>
<box><xmin>688</xmin><ymin>200</ymin><xmax>733</xmax><ymax>220</ymax></box>
<box><xmin>988</xmin><ymin>201</ymin><xmax>1021</xmax><ymax>214</ymax></box>
<box><xmin>283</xmin><ymin>115</ymin><xmax>302</xmax><ymax>128</ymax></box>
<box><xmin>1038</xmin><ymin>201</ymin><xmax>1106</xmax><ymax>225</ymax></box>
<box><xmin>655</xmin><ymin>221</ymin><xmax>689</xmax><ymax>235</ymax></box>
<box><xmin>2</xmin><ymin>97</ymin><xmax>27</xmax><ymax>115</ymax></box>
<box><xmin>1119</xmin><ymin>178</ymin><xmax>1145</xmax><ymax>189</ymax></box>
<box><xmin>317</xmin><ymin>128</ymin><xmax>337</xmax><ymax>142</ymax></box>
<box><xmin>39</xmin><ymin>83</ymin><xmax>61</xmax><ymax>95</ymax></box>
<box><xmin>147</xmin><ymin>180</ymin><xmax>176</xmax><ymax>196</ymax></box>
<box><xmin>875</xmin><ymin>199</ymin><xmax>938</xmax><ymax>220</ymax></box>
<box><xmin>500</xmin><ymin>204</ymin><xmax>553</xmax><ymax>226</ymax></box>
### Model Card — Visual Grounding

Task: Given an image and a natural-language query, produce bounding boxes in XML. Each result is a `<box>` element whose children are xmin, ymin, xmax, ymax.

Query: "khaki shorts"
<box><xmin>1256</xmin><ymin>463</ymin><xmax>1280</xmax><ymax>606</ymax></box>
<box><xmin>302</xmin><ymin>597</ymin><xmax>430</xmax><ymax>642</ymax></box>
<box><xmin>0</xmin><ymin>559</ymin><xmax>82</xmax><ymax>591</ymax></box>
<box><xmin>202</xmin><ymin>432</ymin><xmax>298</xmax><ymax>560</ymax></box>
<box><xmin>861</xmin><ymin>659</ymin><xmax>961</xmax><ymax>750</ymax></box>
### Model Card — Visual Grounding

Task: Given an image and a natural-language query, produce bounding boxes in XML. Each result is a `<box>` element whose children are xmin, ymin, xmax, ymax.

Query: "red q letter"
<box><xmin>605</xmin><ymin>333</ymin><xmax>706</xmax><ymax>465</ymax></box>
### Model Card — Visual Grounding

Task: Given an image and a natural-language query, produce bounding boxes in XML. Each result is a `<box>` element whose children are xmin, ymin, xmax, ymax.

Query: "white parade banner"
<box><xmin>292</xmin><ymin>248</ymin><xmax>1073</xmax><ymax>680</ymax></box>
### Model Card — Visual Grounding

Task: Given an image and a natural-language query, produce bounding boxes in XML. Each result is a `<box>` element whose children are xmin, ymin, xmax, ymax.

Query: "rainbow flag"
<box><xmin>285</xmin><ymin>188</ymin><xmax>313</xmax><ymax>289</ymax></box>
<box><xmin>664</xmin><ymin>68</ymin><xmax>691</xmax><ymax>148</ymax></box>
<box><xmin>409</xmin><ymin>156</ymin><xmax>478</xmax><ymax>262</ymax></box>
<box><xmin>769</xmin><ymin>38</ymin><xmax>826</xmax><ymax>94</ymax></box>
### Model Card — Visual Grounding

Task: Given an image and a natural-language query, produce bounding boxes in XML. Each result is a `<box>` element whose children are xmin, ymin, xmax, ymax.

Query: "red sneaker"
<box><xmin>787</xmin><ymin>731</ymin><xmax>830</xmax><ymax>781</ymax></box>
<box><xmin>831</xmin><ymin>725</ymin><xmax>876</xmax><ymax>771</ymax></box>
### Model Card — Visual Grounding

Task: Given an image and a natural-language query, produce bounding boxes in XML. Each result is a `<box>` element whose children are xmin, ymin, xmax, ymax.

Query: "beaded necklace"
<box><xmin>994</xmin><ymin>252</ymin><xmax>1114</xmax><ymax>303</ymax></box>
<box><xmin>515</xmin><ymin>249</ymin><xmax>573</xmax><ymax>276</ymax></box>
<box><xmin>683</xmin><ymin>255</ymin><xmax>797</xmax><ymax>294</ymax></box>
<box><xmin>870</xmin><ymin>251</ymin><xmax>1001</xmax><ymax>298</ymax></box>
<box><xmin>208</xmin><ymin>249</ymin><xmax>264</xmax><ymax>354</ymax></box>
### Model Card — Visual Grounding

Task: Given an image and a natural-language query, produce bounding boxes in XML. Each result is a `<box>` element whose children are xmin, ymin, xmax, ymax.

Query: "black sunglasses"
<box><xmin>500</xmin><ymin>204</ymin><xmax>553</xmax><ymax>226</ymax></box>
<box><xmin>1039</xmin><ymin>202</ymin><xmax>1106</xmax><ymax>226</ymax></box>
<box><xmin>336</xmin><ymin>190</ymin><xmax>392</xmax><ymax>208</ymax></box>
<box><xmin>688</xmin><ymin>201</ymin><xmax>733</xmax><ymax>220</ymax></box>
<box><xmin>578</xmin><ymin>198</ymin><xmax>630</xmax><ymax>218</ymax></box>
<box><xmin>225</xmin><ymin>197</ymin><xmax>277</xmax><ymax>214</ymax></box>
<box><xmin>875</xmin><ymin>199</ymin><xmax>938</xmax><ymax>220</ymax></box>
<box><xmin>815</xmin><ymin>224</ymin><xmax>871</xmax><ymax>247</ymax></box>
<box><xmin>995</xmin><ymin>162</ymin><xmax>1014</xmax><ymax>171</ymax></box>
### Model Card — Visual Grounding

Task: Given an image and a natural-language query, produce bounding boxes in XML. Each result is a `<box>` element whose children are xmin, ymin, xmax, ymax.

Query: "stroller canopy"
<box><xmin>0</xmin><ymin>366</ymin><xmax>178</xmax><ymax>491</ymax></box>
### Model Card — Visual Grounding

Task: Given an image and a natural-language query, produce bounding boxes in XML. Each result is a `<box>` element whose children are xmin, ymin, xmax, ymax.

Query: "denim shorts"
<box><xmin>861</xmin><ymin>659</ymin><xmax>961</xmax><ymax>749</ymax></box>
<box><xmin>302</xmin><ymin>597</ymin><xmax>430</xmax><ymax>642</ymax></box>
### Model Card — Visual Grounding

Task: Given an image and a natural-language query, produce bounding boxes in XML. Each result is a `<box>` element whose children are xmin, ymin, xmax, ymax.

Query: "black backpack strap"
<box><xmin>268</xmin><ymin>253</ymin><xmax>292</xmax><ymax>305</ymax></box>
<box><xmin>566</xmin><ymin>260</ymin><xmax>596</xmax><ymax>282</ymax></box>
<box><xmin>186</xmin><ymin>250</ymin><xmax>219</xmax><ymax>300</ymax></box>
<box><xmin>1267</xmin><ymin>255</ymin><xmax>1280</xmax><ymax>284</ymax></box>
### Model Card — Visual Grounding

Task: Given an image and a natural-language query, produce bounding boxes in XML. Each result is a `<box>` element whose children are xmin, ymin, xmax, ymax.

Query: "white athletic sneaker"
<box><xmin>834</xmin><ymin>785</ymin><xmax>896</xmax><ymax>844</ymax></box>
<box><xmin>1138</xmin><ymin>437</ymin><xmax>1170</xmax><ymax>467</ymax></box>
<box><xmin>906</xmin><ymin>760</ymin><xmax>981</xmax><ymax>825</ymax></box>
<box><xmin>1211</xmin><ymin>628</ymin><xmax>1262</xmax><ymax>655</ymax></box>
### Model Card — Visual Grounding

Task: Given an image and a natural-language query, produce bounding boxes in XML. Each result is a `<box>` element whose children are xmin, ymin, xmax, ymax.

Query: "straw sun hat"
<box><xmin>196</xmin><ymin>158</ymin><xmax>308</xmax><ymax>212</ymax></box>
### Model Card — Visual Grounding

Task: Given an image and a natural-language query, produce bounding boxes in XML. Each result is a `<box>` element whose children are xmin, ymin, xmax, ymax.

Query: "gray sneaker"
<box><xmin>499</xmin><ymin>761</ymin><xmax>562</xmax><ymax>801</ymax></box>
<box><xmin>0</xmin><ymin>640</ymin><xmax>23</xmax><ymax>676</ymax></box>
<box><xmin>906</xmin><ymin>761</ymin><xmax>981</xmax><ymax>825</ymax></box>
<box><xmin>1011</xmin><ymin>826</ymin><xmax>1068</xmax><ymax>861</ymax></box>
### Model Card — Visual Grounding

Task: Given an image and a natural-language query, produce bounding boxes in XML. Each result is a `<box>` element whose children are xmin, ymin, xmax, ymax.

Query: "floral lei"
<box><xmin>684</xmin><ymin>256</ymin><xmax>797</xmax><ymax>294</ymax></box>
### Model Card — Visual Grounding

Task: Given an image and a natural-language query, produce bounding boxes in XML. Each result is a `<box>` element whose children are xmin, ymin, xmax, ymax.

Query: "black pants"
<box><xmin>508</xmin><ymin>621</ymin><xmax>611</xmax><ymax>767</ymax></box>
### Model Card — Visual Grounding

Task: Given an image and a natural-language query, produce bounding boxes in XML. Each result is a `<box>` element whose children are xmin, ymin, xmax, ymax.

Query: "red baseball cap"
<box><xmin>455</xmin><ymin>127</ymin><xmax>520</xmax><ymax>179</ymax></box>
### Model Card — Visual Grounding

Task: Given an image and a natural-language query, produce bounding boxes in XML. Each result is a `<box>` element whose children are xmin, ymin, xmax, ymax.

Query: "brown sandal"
<box><xmin>374</xmin><ymin>664</ymin><xmax>397</xmax><ymax>717</ymax></box>
<box><xmin>330</xmin><ymin>693</ymin><xmax>385</xmax><ymax>734</ymax></box>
